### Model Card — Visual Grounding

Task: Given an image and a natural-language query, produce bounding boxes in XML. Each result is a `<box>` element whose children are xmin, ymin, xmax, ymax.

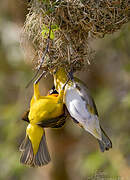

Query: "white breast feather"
<box><xmin>65</xmin><ymin>86</ymin><xmax>102</xmax><ymax>140</ymax></box>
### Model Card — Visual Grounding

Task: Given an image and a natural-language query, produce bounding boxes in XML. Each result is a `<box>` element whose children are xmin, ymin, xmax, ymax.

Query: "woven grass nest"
<box><xmin>22</xmin><ymin>0</ymin><xmax>129</xmax><ymax>73</ymax></box>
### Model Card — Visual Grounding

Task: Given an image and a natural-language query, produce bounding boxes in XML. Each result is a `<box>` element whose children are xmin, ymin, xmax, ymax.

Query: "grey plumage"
<box><xmin>65</xmin><ymin>79</ymin><xmax>112</xmax><ymax>152</ymax></box>
<box><xmin>98</xmin><ymin>127</ymin><xmax>112</xmax><ymax>152</ymax></box>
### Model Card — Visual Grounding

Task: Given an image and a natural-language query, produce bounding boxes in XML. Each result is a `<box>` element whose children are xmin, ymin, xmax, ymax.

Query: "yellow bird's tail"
<box><xmin>19</xmin><ymin>124</ymin><xmax>51</xmax><ymax>167</ymax></box>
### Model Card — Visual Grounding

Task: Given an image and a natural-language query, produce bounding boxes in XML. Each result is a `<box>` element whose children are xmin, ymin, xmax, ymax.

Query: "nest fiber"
<box><xmin>22</xmin><ymin>0</ymin><xmax>129</xmax><ymax>72</ymax></box>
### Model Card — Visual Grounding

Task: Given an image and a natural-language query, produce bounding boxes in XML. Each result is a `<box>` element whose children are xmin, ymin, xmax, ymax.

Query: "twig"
<box><xmin>26</xmin><ymin>18</ymin><xmax>52</xmax><ymax>88</ymax></box>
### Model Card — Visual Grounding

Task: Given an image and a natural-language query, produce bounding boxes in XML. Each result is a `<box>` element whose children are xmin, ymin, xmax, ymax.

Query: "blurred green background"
<box><xmin>0</xmin><ymin>0</ymin><xmax>130</xmax><ymax>180</ymax></box>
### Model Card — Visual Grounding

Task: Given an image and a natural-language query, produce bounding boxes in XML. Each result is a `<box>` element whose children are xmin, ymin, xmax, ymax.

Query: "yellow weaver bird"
<box><xmin>20</xmin><ymin>80</ymin><xmax>67</xmax><ymax>167</ymax></box>
<box><xmin>53</xmin><ymin>67</ymin><xmax>112</xmax><ymax>152</ymax></box>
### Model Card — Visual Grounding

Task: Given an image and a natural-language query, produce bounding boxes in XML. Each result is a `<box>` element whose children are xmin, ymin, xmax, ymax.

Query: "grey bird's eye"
<box><xmin>53</xmin><ymin>70</ymin><xmax>56</xmax><ymax>74</ymax></box>
<box><xmin>53</xmin><ymin>67</ymin><xmax>58</xmax><ymax>75</ymax></box>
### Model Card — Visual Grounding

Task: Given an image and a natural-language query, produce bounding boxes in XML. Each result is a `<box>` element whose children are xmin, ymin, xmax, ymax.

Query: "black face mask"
<box><xmin>49</xmin><ymin>86</ymin><xmax>59</xmax><ymax>95</ymax></box>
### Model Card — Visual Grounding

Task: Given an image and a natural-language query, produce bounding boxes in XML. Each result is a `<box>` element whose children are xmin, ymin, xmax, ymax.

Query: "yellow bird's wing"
<box><xmin>36</xmin><ymin>109</ymin><xmax>67</xmax><ymax>128</ymax></box>
<box><xmin>21</xmin><ymin>109</ymin><xmax>67</xmax><ymax>128</ymax></box>
<box><xmin>22</xmin><ymin>110</ymin><xmax>30</xmax><ymax>123</ymax></box>
<box><xmin>21</xmin><ymin>106</ymin><xmax>67</xmax><ymax>129</ymax></box>
<box><xmin>29</xmin><ymin>97</ymin><xmax>64</xmax><ymax>123</ymax></box>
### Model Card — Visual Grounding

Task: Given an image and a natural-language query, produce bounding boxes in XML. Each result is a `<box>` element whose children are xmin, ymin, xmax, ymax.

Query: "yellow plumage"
<box><xmin>26</xmin><ymin>124</ymin><xmax>43</xmax><ymax>155</ymax></box>
<box><xmin>20</xmin><ymin>81</ymin><xmax>67</xmax><ymax>167</ymax></box>
<box><xmin>29</xmin><ymin>85</ymin><xmax>64</xmax><ymax>124</ymax></box>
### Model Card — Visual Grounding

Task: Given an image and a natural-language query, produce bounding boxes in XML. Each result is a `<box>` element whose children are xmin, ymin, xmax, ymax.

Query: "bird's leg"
<box><xmin>57</xmin><ymin>75</ymin><xmax>70</xmax><ymax>103</ymax></box>
<box><xmin>33</xmin><ymin>71</ymin><xmax>46</xmax><ymax>100</ymax></box>
<box><xmin>68</xmin><ymin>68</ymin><xmax>77</xmax><ymax>88</ymax></box>
<box><xmin>33</xmin><ymin>82</ymin><xmax>40</xmax><ymax>100</ymax></box>
<box><xmin>68</xmin><ymin>69</ymin><xmax>74</xmax><ymax>81</ymax></box>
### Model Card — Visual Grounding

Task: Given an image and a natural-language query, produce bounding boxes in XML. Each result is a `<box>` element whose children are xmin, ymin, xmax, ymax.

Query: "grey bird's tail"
<box><xmin>19</xmin><ymin>132</ymin><xmax>51</xmax><ymax>167</ymax></box>
<box><xmin>98</xmin><ymin>127</ymin><xmax>112</xmax><ymax>152</ymax></box>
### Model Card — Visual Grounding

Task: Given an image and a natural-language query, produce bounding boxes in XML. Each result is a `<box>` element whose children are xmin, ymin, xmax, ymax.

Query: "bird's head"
<box><xmin>53</xmin><ymin>66</ymin><xmax>68</xmax><ymax>92</ymax></box>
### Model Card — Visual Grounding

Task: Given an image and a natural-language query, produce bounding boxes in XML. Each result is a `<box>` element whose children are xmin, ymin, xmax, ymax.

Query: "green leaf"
<box><xmin>51</xmin><ymin>24</ymin><xmax>59</xmax><ymax>30</ymax></box>
<box><xmin>41</xmin><ymin>24</ymin><xmax>49</xmax><ymax>39</ymax></box>
<box><xmin>50</xmin><ymin>30</ymin><xmax>55</xmax><ymax>40</ymax></box>
<box><xmin>41</xmin><ymin>24</ymin><xmax>59</xmax><ymax>39</ymax></box>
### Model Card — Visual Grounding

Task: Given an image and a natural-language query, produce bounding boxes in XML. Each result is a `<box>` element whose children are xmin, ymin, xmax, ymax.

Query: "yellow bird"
<box><xmin>20</xmin><ymin>80</ymin><xmax>67</xmax><ymax>167</ymax></box>
<box><xmin>53</xmin><ymin>67</ymin><xmax>112</xmax><ymax>152</ymax></box>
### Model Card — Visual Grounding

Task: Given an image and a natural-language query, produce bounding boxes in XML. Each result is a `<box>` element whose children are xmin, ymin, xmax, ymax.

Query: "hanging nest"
<box><xmin>21</xmin><ymin>0</ymin><xmax>129</xmax><ymax>73</ymax></box>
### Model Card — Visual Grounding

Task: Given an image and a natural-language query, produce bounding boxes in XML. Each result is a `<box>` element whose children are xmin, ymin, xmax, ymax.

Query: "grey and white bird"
<box><xmin>53</xmin><ymin>67</ymin><xmax>112</xmax><ymax>152</ymax></box>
